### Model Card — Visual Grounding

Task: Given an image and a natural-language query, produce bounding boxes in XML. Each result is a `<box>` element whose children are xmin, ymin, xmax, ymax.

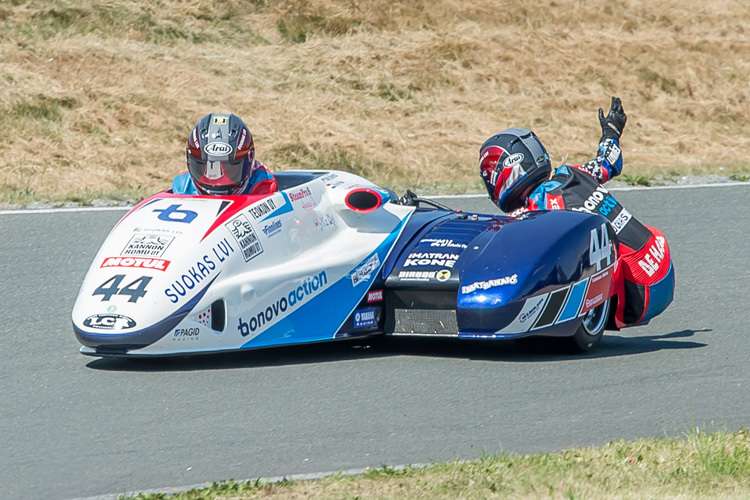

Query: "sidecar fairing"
<box><xmin>72</xmin><ymin>169</ymin><xmax>618</xmax><ymax>357</ymax></box>
<box><xmin>72</xmin><ymin>170</ymin><xmax>415</xmax><ymax>357</ymax></box>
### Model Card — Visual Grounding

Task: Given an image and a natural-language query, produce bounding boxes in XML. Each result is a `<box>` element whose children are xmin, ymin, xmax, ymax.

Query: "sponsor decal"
<box><xmin>289</xmin><ymin>187</ymin><xmax>312</xmax><ymax>202</ymax></box>
<box><xmin>581</xmin><ymin>266</ymin><xmax>613</xmax><ymax>313</ymax></box>
<box><xmin>353</xmin><ymin>308</ymin><xmax>376</xmax><ymax>329</ymax></box>
<box><xmin>237</xmin><ymin>128</ymin><xmax>249</xmax><ymax>151</ymax></box>
<box><xmin>436</xmin><ymin>269</ymin><xmax>451</xmax><ymax>282</ymax></box>
<box><xmin>153</xmin><ymin>204</ymin><xmax>197</xmax><ymax>224</ymax></box>
<box><xmin>398</xmin><ymin>270</ymin><xmax>437</xmax><ymax>281</ymax></box>
<box><xmin>320</xmin><ymin>173</ymin><xmax>344</xmax><ymax>188</ymax></box>
<box><xmin>403</xmin><ymin>252</ymin><xmax>459</xmax><ymax>268</ymax></box>
<box><xmin>548</xmin><ymin>194</ymin><xmax>564</xmax><ymax>210</ymax></box>
<box><xmin>131</xmin><ymin>227</ymin><xmax>182</xmax><ymax>235</ymax></box>
<box><xmin>585</xmin><ymin>294</ymin><xmax>604</xmax><ymax>309</ymax></box>
<box><xmin>490</xmin><ymin>168</ymin><xmax>499</xmax><ymax>186</ymax></box>
<box><xmin>611</xmin><ymin>208</ymin><xmax>632</xmax><ymax>234</ymax></box>
<box><xmin>101</xmin><ymin>257</ymin><xmax>170</xmax><ymax>271</ymax></box>
<box><xmin>225</xmin><ymin>214</ymin><xmax>263</xmax><ymax>262</ymax></box>
<box><xmin>520</xmin><ymin>298</ymin><xmax>545</xmax><ymax>323</ymax></box>
<box><xmin>589</xmin><ymin>222</ymin><xmax>613</xmax><ymax>271</ymax></box>
<box><xmin>262</xmin><ymin>220</ymin><xmax>282</xmax><ymax>238</ymax></box>
<box><xmin>419</xmin><ymin>238</ymin><xmax>468</xmax><ymax>249</ymax></box>
<box><xmin>122</xmin><ymin>234</ymin><xmax>174</xmax><ymax>257</ymax></box>
<box><xmin>367</xmin><ymin>290</ymin><xmax>384</xmax><ymax>302</ymax></box>
<box><xmin>212</xmin><ymin>115</ymin><xmax>227</xmax><ymax>125</ymax></box>
<box><xmin>301</xmin><ymin>199</ymin><xmax>317</xmax><ymax>213</ymax></box>
<box><xmin>461</xmin><ymin>274</ymin><xmax>518</xmax><ymax>294</ymax></box>
<box><xmin>237</xmin><ymin>272</ymin><xmax>328</xmax><ymax>336</ymax></box>
<box><xmin>480</xmin><ymin>149</ymin><xmax>491</xmax><ymax>171</ymax></box>
<box><xmin>605</xmin><ymin>143</ymin><xmax>621</xmax><ymax>164</ymax></box>
<box><xmin>83</xmin><ymin>313</ymin><xmax>136</xmax><ymax>330</ymax></box>
<box><xmin>590</xmin><ymin>268</ymin><xmax>610</xmax><ymax>284</ymax></box>
<box><xmin>598</xmin><ymin>195</ymin><xmax>618</xmax><ymax>216</ymax></box>
<box><xmin>173</xmin><ymin>327</ymin><xmax>200</xmax><ymax>341</ymax></box>
<box><xmin>164</xmin><ymin>238</ymin><xmax>234</xmax><ymax>303</ymax></box>
<box><xmin>204</xmin><ymin>142</ymin><xmax>232</xmax><ymax>156</ymax></box>
<box><xmin>503</xmin><ymin>152</ymin><xmax>524</xmax><ymax>168</ymax></box>
<box><xmin>107</xmin><ymin>305</ymin><xmax>117</xmax><ymax>313</ymax></box>
<box><xmin>249</xmin><ymin>198</ymin><xmax>277</xmax><ymax>220</ymax></box>
<box><xmin>314</xmin><ymin>213</ymin><xmax>336</xmax><ymax>231</ymax></box>
<box><xmin>352</xmin><ymin>253</ymin><xmax>381</xmax><ymax>286</ymax></box>
<box><xmin>572</xmin><ymin>185</ymin><xmax>610</xmax><ymax>214</ymax></box>
<box><xmin>638</xmin><ymin>235</ymin><xmax>667</xmax><ymax>277</ymax></box>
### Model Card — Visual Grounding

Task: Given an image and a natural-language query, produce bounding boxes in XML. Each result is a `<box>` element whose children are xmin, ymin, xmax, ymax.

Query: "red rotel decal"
<box><xmin>101</xmin><ymin>257</ymin><xmax>171</xmax><ymax>271</ymax></box>
<box><xmin>367</xmin><ymin>290</ymin><xmax>384</xmax><ymax>302</ymax></box>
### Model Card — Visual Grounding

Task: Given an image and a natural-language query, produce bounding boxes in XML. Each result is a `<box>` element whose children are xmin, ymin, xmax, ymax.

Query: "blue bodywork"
<box><xmin>339</xmin><ymin>205</ymin><xmax>615</xmax><ymax>340</ymax></box>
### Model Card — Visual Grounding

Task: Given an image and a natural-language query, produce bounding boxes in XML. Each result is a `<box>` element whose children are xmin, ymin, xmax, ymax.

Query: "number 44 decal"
<box><xmin>589</xmin><ymin>222</ymin><xmax>614</xmax><ymax>271</ymax></box>
<box><xmin>93</xmin><ymin>275</ymin><xmax>152</xmax><ymax>303</ymax></box>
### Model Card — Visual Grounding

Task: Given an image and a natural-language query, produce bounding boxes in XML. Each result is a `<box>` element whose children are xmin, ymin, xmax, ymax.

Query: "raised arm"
<box><xmin>578</xmin><ymin>97</ymin><xmax>627</xmax><ymax>183</ymax></box>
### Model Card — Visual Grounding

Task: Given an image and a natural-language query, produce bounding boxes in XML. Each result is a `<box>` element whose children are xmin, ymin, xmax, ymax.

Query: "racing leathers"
<box><xmin>512</xmin><ymin>137</ymin><xmax>675</xmax><ymax>327</ymax></box>
<box><xmin>171</xmin><ymin>160</ymin><xmax>277</xmax><ymax>195</ymax></box>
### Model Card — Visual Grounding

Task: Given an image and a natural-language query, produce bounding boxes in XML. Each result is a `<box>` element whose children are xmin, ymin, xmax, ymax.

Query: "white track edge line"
<box><xmin>0</xmin><ymin>206</ymin><xmax>131</xmax><ymax>215</ymax></box>
<box><xmin>66</xmin><ymin>462</ymin><xmax>434</xmax><ymax>500</ymax></box>
<box><xmin>432</xmin><ymin>181</ymin><xmax>750</xmax><ymax>198</ymax></box>
<box><xmin>1</xmin><ymin>181</ymin><xmax>748</xmax><ymax>215</ymax></box>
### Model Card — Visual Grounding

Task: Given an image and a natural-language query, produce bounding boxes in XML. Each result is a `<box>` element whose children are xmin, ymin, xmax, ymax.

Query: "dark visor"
<box><xmin>187</xmin><ymin>156</ymin><xmax>245</xmax><ymax>185</ymax></box>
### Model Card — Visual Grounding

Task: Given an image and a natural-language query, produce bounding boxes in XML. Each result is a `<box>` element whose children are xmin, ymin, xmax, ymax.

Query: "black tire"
<box><xmin>565</xmin><ymin>298</ymin><xmax>611</xmax><ymax>353</ymax></box>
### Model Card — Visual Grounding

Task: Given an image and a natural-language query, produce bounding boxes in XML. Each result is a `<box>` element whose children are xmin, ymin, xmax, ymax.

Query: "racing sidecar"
<box><xmin>72</xmin><ymin>170</ymin><xmax>619</xmax><ymax>357</ymax></box>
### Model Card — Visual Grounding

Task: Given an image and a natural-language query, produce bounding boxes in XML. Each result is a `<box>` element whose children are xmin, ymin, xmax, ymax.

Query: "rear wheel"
<box><xmin>565</xmin><ymin>298</ymin><xmax>611</xmax><ymax>353</ymax></box>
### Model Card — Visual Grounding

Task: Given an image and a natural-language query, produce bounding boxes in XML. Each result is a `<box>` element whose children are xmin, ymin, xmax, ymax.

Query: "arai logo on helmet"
<box><xmin>503</xmin><ymin>153</ymin><xmax>524</xmax><ymax>168</ymax></box>
<box><xmin>204</xmin><ymin>142</ymin><xmax>233</xmax><ymax>156</ymax></box>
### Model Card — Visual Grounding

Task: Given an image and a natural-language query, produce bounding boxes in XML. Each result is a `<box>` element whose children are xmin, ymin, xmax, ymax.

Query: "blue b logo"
<box><xmin>154</xmin><ymin>204</ymin><xmax>198</xmax><ymax>223</ymax></box>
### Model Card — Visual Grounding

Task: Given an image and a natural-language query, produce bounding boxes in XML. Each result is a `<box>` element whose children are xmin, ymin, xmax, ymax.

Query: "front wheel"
<box><xmin>565</xmin><ymin>298</ymin><xmax>611</xmax><ymax>353</ymax></box>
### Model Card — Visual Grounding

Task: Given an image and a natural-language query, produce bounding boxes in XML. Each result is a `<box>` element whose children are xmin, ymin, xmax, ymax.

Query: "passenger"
<box><xmin>478</xmin><ymin>97</ymin><xmax>674</xmax><ymax>327</ymax></box>
<box><xmin>172</xmin><ymin>113</ymin><xmax>277</xmax><ymax>195</ymax></box>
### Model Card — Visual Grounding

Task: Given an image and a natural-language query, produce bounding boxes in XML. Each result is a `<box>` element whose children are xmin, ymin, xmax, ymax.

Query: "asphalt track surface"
<box><xmin>1</xmin><ymin>184</ymin><xmax>748</xmax><ymax>500</ymax></box>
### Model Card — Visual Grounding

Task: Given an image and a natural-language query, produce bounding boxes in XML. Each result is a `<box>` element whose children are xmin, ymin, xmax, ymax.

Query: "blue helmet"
<box><xmin>479</xmin><ymin>128</ymin><xmax>551</xmax><ymax>212</ymax></box>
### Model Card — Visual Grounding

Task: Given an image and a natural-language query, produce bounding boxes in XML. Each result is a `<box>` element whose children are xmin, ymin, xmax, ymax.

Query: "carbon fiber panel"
<box><xmin>387</xmin><ymin>308</ymin><xmax>459</xmax><ymax>336</ymax></box>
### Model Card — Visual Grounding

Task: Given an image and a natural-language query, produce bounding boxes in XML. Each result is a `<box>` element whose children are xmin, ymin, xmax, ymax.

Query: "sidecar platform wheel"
<box><xmin>566</xmin><ymin>298</ymin><xmax>611</xmax><ymax>353</ymax></box>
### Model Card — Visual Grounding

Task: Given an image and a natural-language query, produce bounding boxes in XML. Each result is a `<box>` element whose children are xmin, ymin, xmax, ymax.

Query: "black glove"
<box><xmin>598</xmin><ymin>96</ymin><xmax>627</xmax><ymax>140</ymax></box>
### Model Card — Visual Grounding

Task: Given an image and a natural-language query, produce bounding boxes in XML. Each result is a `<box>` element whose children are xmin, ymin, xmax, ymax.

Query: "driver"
<box><xmin>172</xmin><ymin>113</ymin><xmax>277</xmax><ymax>195</ymax></box>
<box><xmin>478</xmin><ymin>97</ymin><xmax>674</xmax><ymax>327</ymax></box>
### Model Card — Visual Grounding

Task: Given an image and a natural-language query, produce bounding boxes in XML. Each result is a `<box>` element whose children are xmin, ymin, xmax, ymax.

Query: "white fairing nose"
<box><xmin>72</xmin><ymin>170</ymin><xmax>414</xmax><ymax>356</ymax></box>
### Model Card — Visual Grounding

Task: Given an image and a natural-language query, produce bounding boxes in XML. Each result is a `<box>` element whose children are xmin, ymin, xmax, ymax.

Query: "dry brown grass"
<box><xmin>1</xmin><ymin>0</ymin><xmax>749</xmax><ymax>203</ymax></box>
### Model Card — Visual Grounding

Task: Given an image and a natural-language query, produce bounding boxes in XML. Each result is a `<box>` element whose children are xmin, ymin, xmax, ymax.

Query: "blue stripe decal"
<box><xmin>242</xmin><ymin>214</ymin><xmax>409</xmax><ymax>348</ymax></box>
<box><xmin>557</xmin><ymin>278</ymin><xmax>588</xmax><ymax>323</ymax></box>
<box><xmin>261</xmin><ymin>192</ymin><xmax>293</xmax><ymax>221</ymax></box>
